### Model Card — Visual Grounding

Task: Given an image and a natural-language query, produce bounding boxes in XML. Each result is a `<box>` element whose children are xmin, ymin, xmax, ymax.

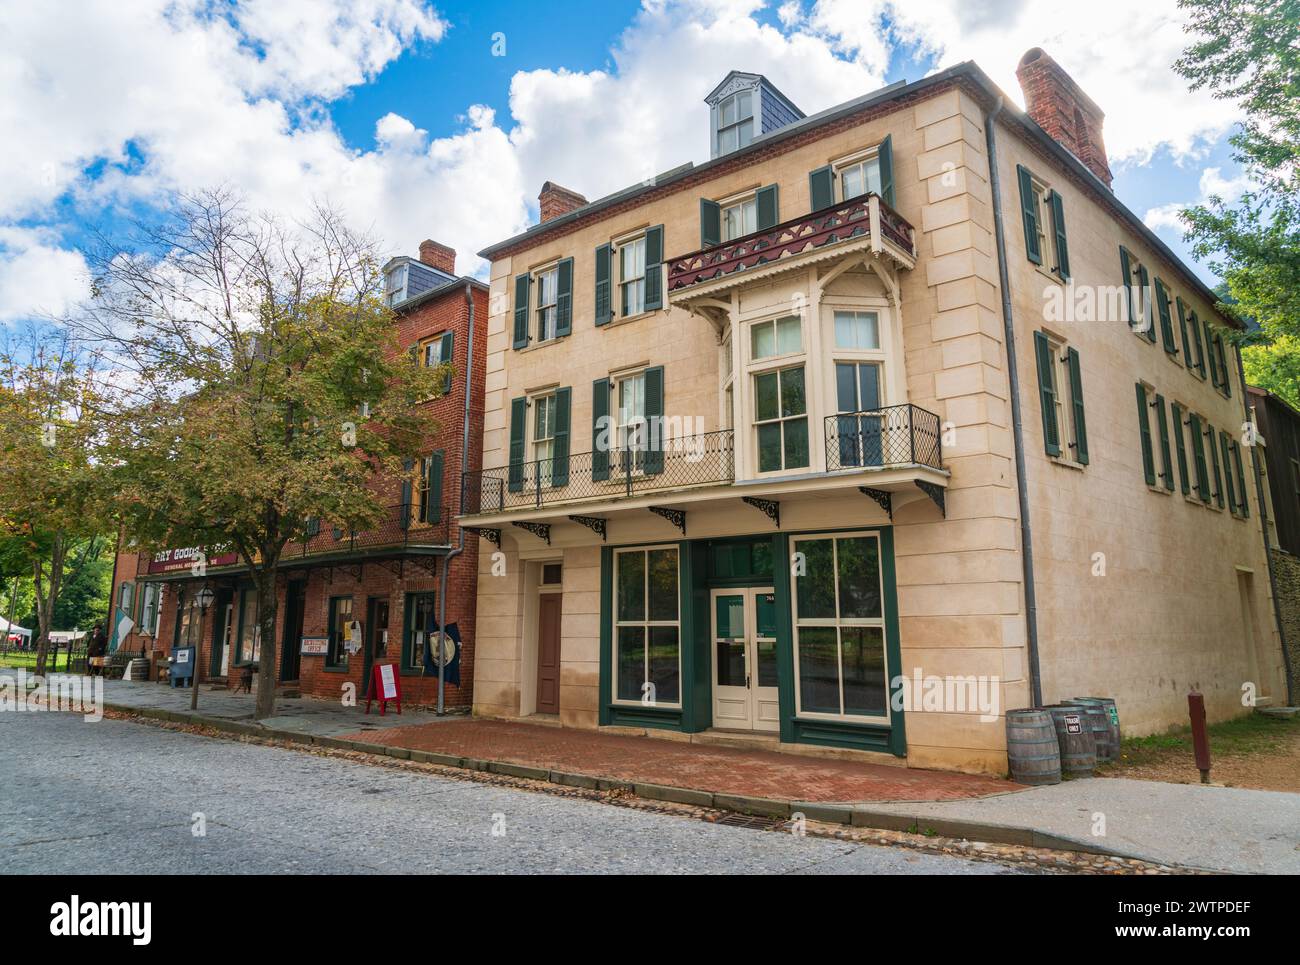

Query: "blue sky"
<box><xmin>0</xmin><ymin>0</ymin><xmax>1248</xmax><ymax>324</ymax></box>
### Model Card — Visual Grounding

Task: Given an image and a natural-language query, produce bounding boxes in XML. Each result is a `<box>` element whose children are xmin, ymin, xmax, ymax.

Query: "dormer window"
<box><xmin>717</xmin><ymin>90</ymin><xmax>754</xmax><ymax>155</ymax></box>
<box><xmin>385</xmin><ymin>264</ymin><xmax>408</xmax><ymax>307</ymax></box>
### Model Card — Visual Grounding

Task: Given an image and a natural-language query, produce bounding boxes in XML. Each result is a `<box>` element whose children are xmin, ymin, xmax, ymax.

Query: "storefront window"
<box><xmin>613</xmin><ymin>546</ymin><xmax>680</xmax><ymax>706</ymax></box>
<box><xmin>326</xmin><ymin>596</ymin><xmax>352</xmax><ymax>670</ymax></box>
<box><xmin>792</xmin><ymin>533</ymin><xmax>887</xmax><ymax>720</ymax></box>
<box><xmin>404</xmin><ymin>592</ymin><xmax>436</xmax><ymax>672</ymax></box>
<box><xmin>236</xmin><ymin>587</ymin><xmax>260</xmax><ymax>664</ymax></box>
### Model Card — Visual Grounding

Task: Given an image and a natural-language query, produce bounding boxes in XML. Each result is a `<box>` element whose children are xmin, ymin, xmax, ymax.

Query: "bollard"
<box><xmin>1188</xmin><ymin>691</ymin><xmax>1211</xmax><ymax>784</ymax></box>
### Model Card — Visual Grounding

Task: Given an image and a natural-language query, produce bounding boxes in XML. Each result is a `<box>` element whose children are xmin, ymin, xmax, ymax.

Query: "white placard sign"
<box><xmin>378</xmin><ymin>663</ymin><xmax>398</xmax><ymax>700</ymax></box>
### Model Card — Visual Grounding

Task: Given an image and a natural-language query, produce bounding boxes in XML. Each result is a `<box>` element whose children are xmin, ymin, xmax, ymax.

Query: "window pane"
<box><xmin>720</xmin><ymin>95</ymin><xmax>735</xmax><ymax>126</ymax></box>
<box><xmin>737</xmin><ymin>119</ymin><xmax>753</xmax><ymax>148</ymax></box>
<box><xmin>757</xmin><ymin>423</ymin><xmax>782</xmax><ymax>473</ymax></box>
<box><xmin>736</xmin><ymin>90</ymin><xmax>751</xmax><ymax>119</ymax></box>
<box><xmin>864</xmin><ymin>158</ymin><xmax>882</xmax><ymax>197</ymax></box>
<box><xmin>751</xmin><ymin>322</ymin><xmax>775</xmax><ymax>360</ymax></box>
<box><xmin>842</xmin><ymin>165</ymin><xmax>864</xmax><ymax>200</ymax></box>
<box><xmin>741</xmin><ymin>199</ymin><xmax>756</xmax><ymax>234</ymax></box>
<box><xmin>715</xmin><ymin>594</ymin><xmax>744</xmax><ymax>638</ymax></box>
<box><xmin>756</xmin><ymin>638</ymin><xmax>779</xmax><ymax>687</ymax></box>
<box><xmin>719</xmin><ymin>125</ymin><xmax>737</xmax><ymax>154</ymax></box>
<box><xmin>616</xmin><ymin>626</ymin><xmax>644</xmax><ymax>701</ymax></box>
<box><xmin>834</xmin><ymin>310</ymin><xmax>879</xmax><ymax>350</ymax></box>
<box><xmin>798</xmin><ymin>627</ymin><xmax>840</xmax><ymax>714</ymax></box>
<box><xmin>617</xmin><ymin>552</ymin><xmax>645</xmax><ymax>621</ymax></box>
<box><xmin>648</xmin><ymin>626</ymin><xmax>679</xmax><ymax>703</ymax></box>
<box><xmin>836</xmin><ymin>536</ymin><xmax>881</xmax><ymax>619</ymax></box>
<box><xmin>841</xmin><ymin>626</ymin><xmax>887</xmax><ymax>716</ymax></box>
<box><xmin>755</xmin><ymin>591</ymin><xmax>776</xmax><ymax>637</ymax></box>
<box><xmin>795</xmin><ymin>538</ymin><xmax>836</xmax><ymax>618</ymax></box>
<box><xmin>647</xmin><ymin>548</ymin><xmax>678</xmax><ymax>621</ymax></box>
<box><xmin>783</xmin><ymin>417</ymin><xmax>809</xmax><ymax>469</ymax></box>
<box><xmin>779</xmin><ymin>366</ymin><xmax>805</xmax><ymax>416</ymax></box>
<box><xmin>717</xmin><ymin>637</ymin><xmax>745</xmax><ymax>686</ymax></box>
<box><xmin>754</xmin><ymin>370</ymin><xmax>778</xmax><ymax>420</ymax></box>
<box><xmin>775</xmin><ymin>315</ymin><xmax>801</xmax><ymax>354</ymax></box>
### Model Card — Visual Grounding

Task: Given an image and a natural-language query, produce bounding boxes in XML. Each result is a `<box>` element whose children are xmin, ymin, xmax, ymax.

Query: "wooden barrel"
<box><xmin>1045</xmin><ymin>704</ymin><xmax>1096</xmax><ymax>777</ymax></box>
<box><xmin>1005</xmin><ymin>709</ymin><xmax>1061</xmax><ymax>785</ymax></box>
<box><xmin>1072</xmin><ymin>697</ymin><xmax>1121</xmax><ymax>761</ymax></box>
<box><xmin>127</xmin><ymin>657</ymin><xmax>150</xmax><ymax>681</ymax></box>
<box><xmin>1064</xmin><ymin>700</ymin><xmax>1112</xmax><ymax>762</ymax></box>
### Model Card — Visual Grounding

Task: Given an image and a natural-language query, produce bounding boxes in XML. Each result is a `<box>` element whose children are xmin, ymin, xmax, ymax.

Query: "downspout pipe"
<box><xmin>435</xmin><ymin>279</ymin><xmax>476</xmax><ymax>715</ymax></box>
<box><xmin>985</xmin><ymin>96</ymin><xmax>1045</xmax><ymax>707</ymax></box>
<box><xmin>1238</xmin><ymin>353</ymin><xmax>1295</xmax><ymax>705</ymax></box>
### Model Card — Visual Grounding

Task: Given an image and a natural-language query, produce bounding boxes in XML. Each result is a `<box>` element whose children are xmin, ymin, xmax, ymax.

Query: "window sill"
<box><xmin>602</xmin><ymin>309</ymin><xmax>660</xmax><ymax>330</ymax></box>
<box><xmin>516</xmin><ymin>335</ymin><xmax>569</xmax><ymax>355</ymax></box>
<box><xmin>1048</xmin><ymin>455</ymin><xmax>1086</xmax><ymax>471</ymax></box>
<box><xmin>1034</xmin><ymin>264</ymin><xmax>1066</xmax><ymax>287</ymax></box>
<box><xmin>322</xmin><ymin>664</ymin><xmax>350</xmax><ymax>674</ymax></box>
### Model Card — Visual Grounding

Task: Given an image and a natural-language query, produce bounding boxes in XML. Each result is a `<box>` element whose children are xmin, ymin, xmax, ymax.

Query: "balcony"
<box><xmin>462</xmin><ymin>430</ymin><xmax>735</xmax><ymax>515</ymax></box>
<box><xmin>824</xmin><ymin>404</ymin><xmax>942</xmax><ymax>473</ymax></box>
<box><xmin>135</xmin><ymin>503</ymin><xmax>450</xmax><ymax>578</ymax></box>
<box><xmin>666</xmin><ymin>193</ymin><xmax>916</xmax><ymax>299</ymax></box>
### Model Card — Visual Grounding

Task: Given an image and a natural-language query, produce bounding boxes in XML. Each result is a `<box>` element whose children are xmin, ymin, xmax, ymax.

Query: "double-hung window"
<box><xmin>754</xmin><ymin>365</ymin><xmax>808</xmax><ymax>473</ymax></box>
<box><xmin>1035</xmin><ymin>332</ymin><xmax>1089</xmax><ymax>465</ymax></box>
<box><xmin>722</xmin><ymin>196</ymin><xmax>757</xmax><ymax>241</ymax></box>
<box><xmin>236</xmin><ymin>587</ymin><xmax>260</xmax><ymax>664</ymax></box>
<box><xmin>615</xmin><ymin>372</ymin><xmax>647</xmax><ymax>471</ymax></box>
<box><xmin>532</xmin><ymin>393</ymin><xmax>557</xmax><ymax>487</ymax></box>
<box><xmin>716</xmin><ymin>89</ymin><xmax>754</xmax><ymax>155</ymax></box>
<box><xmin>793</xmin><ymin>533</ymin><xmax>888</xmax><ymax>720</ymax></box>
<box><xmin>750</xmin><ymin>315</ymin><xmax>802</xmax><ymax>360</ymax></box>
<box><xmin>613</xmin><ymin>546</ymin><xmax>680</xmax><ymax>706</ymax></box>
<box><xmin>535</xmin><ymin>266</ymin><xmax>558</xmax><ymax>343</ymax></box>
<box><xmin>326</xmin><ymin>596</ymin><xmax>352</xmax><ymax>670</ymax></box>
<box><xmin>839</xmin><ymin>154</ymin><xmax>883</xmax><ymax>202</ymax></box>
<box><xmin>421</xmin><ymin>331</ymin><xmax>454</xmax><ymax>394</ymax></box>
<box><xmin>1017</xmin><ymin>166</ymin><xmax>1070</xmax><ymax>280</ymax></box>
<box><xmin>619</xmin><ymin>237</ymin><xmax>646</xmax><ymax>317</ymax></box>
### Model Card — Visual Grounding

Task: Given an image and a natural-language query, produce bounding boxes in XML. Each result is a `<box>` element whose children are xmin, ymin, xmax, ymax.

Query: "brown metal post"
<box><xmin>1188</xmin><ymin>691</ymin><xmax>1211</xmax><ymax>784</ymax></box>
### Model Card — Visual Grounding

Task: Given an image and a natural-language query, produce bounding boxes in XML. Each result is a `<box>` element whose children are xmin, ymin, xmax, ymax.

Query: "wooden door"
<box><xmin>536</xmin><ymin>593</ymin><xmax>563</xmax><ymax>715</ymax></box>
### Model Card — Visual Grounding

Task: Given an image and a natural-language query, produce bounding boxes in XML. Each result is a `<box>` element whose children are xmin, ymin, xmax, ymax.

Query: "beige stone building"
<box><xmin>459</xmin><ymin>53</ymin><xmax>1288</xmax><ymax>775</ymax></box>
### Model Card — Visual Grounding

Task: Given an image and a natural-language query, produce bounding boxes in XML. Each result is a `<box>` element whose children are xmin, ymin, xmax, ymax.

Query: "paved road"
<box><xmin>0</xmin><ymin>711</ymin><xmax>1024</xmax><ymax>874</ymax></box>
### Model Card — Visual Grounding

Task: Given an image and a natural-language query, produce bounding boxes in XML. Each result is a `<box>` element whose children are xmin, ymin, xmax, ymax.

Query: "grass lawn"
<box><xmin>0</xmin><ymin>651</ymin><xmax>84</xmax><ymax>673</ymax></box>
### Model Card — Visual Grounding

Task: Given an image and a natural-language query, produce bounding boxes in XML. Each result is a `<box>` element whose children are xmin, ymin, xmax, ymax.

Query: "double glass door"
<box><xmin>711</xmin><ymin>587</ymin><xmax>779</xmax><ymax>732</ymax></box>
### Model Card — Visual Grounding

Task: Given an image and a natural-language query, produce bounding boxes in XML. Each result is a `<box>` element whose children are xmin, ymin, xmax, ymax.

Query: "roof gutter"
<box><xmin>434</xmin><ymin>279</ymin><xmax>477</xmax><ymax>714</ymax></box>
<box><xmin>986</xmin><ymin>95</ymin><xmax>1044</xmax><ymax>707</ymax></box>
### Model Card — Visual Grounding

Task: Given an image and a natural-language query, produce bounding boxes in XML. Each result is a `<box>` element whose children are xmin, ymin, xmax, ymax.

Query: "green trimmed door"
<box><xmin>710</xmin><ymin>586</ymin><xmax>778</xmax><ymax>732</ymax></box>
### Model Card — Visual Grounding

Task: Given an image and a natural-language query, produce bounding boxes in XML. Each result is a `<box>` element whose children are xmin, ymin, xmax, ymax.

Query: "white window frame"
<box><xmin>611</xmin><ymin>545</ymin><xmax>682</xmax><ymax>709</ymax></box>
<box><xmin>1028</xmin><ymin>173</ymin><xmax>1066</xmax><ymax>282</ymax></box>
<box><xmin>748</xmin><ymin>314</ymin><xmax>803</xmax><ymax>363</ymax></box>
<box><xmin>716</xmin><ymin>89</ymin><xmax>755</xmax><ymax>155</ymax></box>
<box><xmin>617</xmin><ymin>234</ymin><xmax>647</xmax><ymax>318</ymax></box>
<box><xmin>833</xmin><ymin>146</ymin><xmax>882</xmax><ymax>202</ymax></box>
<box><xmin>384</xmin><ymin>264</ymin><xmax>408</xmax><ymax>307</ymax></box>
<box><xmin>752</xmin><ymin>362</ymin><xmax>809</xmax><ymax>474</ymax></box>
<box><xmin>614</xmin><ymin>370</ymin><xmax>647</xmax><ymax>463</ymax></box>
<box><xmin>721</xmin><ymin>194</ymin><xmax>758</xmax><ymax>242</ymax></box>
<box><xmin>534</xmin><ymin>264</ymin><xmax>559</xmax><ymax>343</ymax></box>
<box><xmin>531</xmin><ymin>392</ymin><xmax>557</xmax><ymax>487</ymax></box>
<box><xmin>791</xmin><ymin>531</ymin><xmax>890</xmax><ymax>724</ymax></box>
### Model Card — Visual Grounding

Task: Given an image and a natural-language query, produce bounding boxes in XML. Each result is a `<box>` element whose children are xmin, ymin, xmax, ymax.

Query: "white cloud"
<box><xmin>1144</xmin><ymin>165</ymin><xmax>1256</xmax><ymax>232</ymax></box>
<box><xmin>0</xmin><ymin>228</ymin><xmax>90</xmax><ymax>323</ymax></box>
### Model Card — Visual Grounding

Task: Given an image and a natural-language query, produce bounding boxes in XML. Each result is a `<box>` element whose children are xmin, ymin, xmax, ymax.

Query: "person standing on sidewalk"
<box><xmin>87</xmin><ymin>624</ymin><xmax>107</xmax><ymax>676</ymax></box>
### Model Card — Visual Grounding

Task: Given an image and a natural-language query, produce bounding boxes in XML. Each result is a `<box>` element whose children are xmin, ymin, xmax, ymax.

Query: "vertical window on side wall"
<box><xmin>716</xmin><ymin>89</ymin><xmax>754</xmax><ymax>155</ymax></box>
<box><xmin>404</xmin><ymin>592</ymin><xmax>436</xmax><ymax>672</ymax></box>
<box><xmin>326</xmin><ymin>595</ymin><xmax>352</xmax><ymax>670</ymax></box>
<box><xmin>619</xmin><ymin>237</ymin><xmax>646</xmax><ymax>316</ymax></box>
<box><xmin>531</xmin><ymin>393</ymin><xmax>557</xmax><ymax>487</ymax></box>
<box><xmin>535</xmin><ymin>265</ymin><xmax>558</xmax><ymax>343</ymax></box>
<box><xmin>1035</xmin><ymin>332</ymin><xmax>1088</xmax><ymax>465</ymax></box>
<box><xmin>792</xmin><ymin>533</ymin><xmax>888</xmax><ymax>721</ymax></box>
<box><xmin>236</xmin><ymin>587</ymin><xmax>260</xmax><ymax>664</ymax></box>
<box><xmin>613</xmin><ymin>547</ymin><xmax>680</xmax><ymax>706</ymax></box>
<box><xmin>721</xmin><ymin>196</ymin><xmax>757</xmax><ymax>241</ymax></box>
<box><xmin>1171</xmin><ymin>402</ymin><xmax>1190</xmax><ymax>495</ymax></box>
<box><xmin>753</xmin><ymin>365</ymin><xmax>808</xmax><ymax>473</ymax></box>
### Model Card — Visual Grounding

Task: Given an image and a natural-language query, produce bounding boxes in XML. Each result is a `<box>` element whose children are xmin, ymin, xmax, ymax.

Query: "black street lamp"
<box><xmin>191</xmin><ymin>584</ymin><xmax>215</xmax><ymax>711</ymax></box>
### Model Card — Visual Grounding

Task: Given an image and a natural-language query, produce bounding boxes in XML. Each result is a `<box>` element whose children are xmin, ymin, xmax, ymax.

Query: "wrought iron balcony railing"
<box><xmin>824</xmin><ymin>404</ymin><xmax>942</xmax><ymax>472</ymax></box>
<box><xmin>136</xmin><ymin>503</ymin><xmax>450</xmax><ymax>577</ymax></box>
<box><xmin>666</xmin><ymin>193</ymin><xmax>917</xmax><ymax>294</ymax></box>
<box><xmin>462</xmin><ymin>430</ymin><xmax>735</xmax><ymax>514</ymax></box>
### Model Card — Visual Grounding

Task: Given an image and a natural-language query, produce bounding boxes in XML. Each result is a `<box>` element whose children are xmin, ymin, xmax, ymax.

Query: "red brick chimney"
<box><xmin>1015</xmin><ymin>48</ymin><xmax>1113</xmax><ymax>189</ymax></box>
<box><xmin>418</xmin><ymin>239</ymin><xmax>456</xmax><ymax>275</ymax></box>
<box><xmin>538</xmin><ymin>181</ymin><xmax>587</xmax><ymax>223</ymax></box>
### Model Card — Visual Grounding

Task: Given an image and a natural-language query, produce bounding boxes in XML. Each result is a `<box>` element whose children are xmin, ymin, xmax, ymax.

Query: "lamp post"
<box><xmin>191</xmin><ymin>584</ymin><xmax>215</xmax><ymax>711</ymax></box>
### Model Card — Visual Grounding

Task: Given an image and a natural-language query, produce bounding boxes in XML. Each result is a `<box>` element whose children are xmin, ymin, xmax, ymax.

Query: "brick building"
<box><xmin>108</xmin><ymin>241</ymin><xmax>487</xmax><ymax>709</ymax></box>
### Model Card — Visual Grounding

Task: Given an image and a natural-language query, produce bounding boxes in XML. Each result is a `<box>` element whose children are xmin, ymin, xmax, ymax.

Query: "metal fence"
<box><xmin>462</xmin><ymin>430</ymin><xmax>736</xmax><ymax>514</ymax></box>
<box><xmin>824</xmin><ymin>403</ymin><xmax>943</xmax><ymax>472</ymax></box>
<box><xmin>0</xmin><ymin>640</ymin><xmax>88</xmax><ymax>673</ymax></box>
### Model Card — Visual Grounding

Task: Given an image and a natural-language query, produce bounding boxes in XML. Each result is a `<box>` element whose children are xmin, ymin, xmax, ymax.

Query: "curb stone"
<box><xmin>632</xmin><ymin>782</ymin><xmax>714</xmax><ymax>807</ymax></box>
<box><xmin>713</xmin><ymin>794</ymin><xmax>791</xmax><ymax>819</ymax></box>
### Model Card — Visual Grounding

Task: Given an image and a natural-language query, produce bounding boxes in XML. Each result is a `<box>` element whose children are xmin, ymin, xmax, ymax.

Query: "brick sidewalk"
<box><xmin>339</xmin><ymin>718</ymin><xmax>1019</xmax><ymax>803</ymax></box>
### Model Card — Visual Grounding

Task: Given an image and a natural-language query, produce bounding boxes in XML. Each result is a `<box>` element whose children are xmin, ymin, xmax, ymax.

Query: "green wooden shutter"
<box><xmin>440</xmin><ymin>332</ymin><xmax>454</xmax><ymax>393</ymax></box>
<box><xmin>1231</xmin><ymin>441</ymin><xmax>1249</xmax><ymax>517</ymax></box>
<box><xmin>1018</xmin><ymin>165</ymin><xmax>1042</xmax><ymax>265</ymax></box>
<box><xmin>1137</xmin><ymin>265</ymin><xmax>1155</xmax><ymax>342</ymax></box>
<box><xmin>700</xmin><ymin>199</ymin><xmax>721</xmax><ymax>248</ymax></box>
<box><xmin>1119</xmin><ymin>246</ymin><xmax>1136</xmax><ymax>330</ymax></box>
<box><xmin>1207</xmin><ymin>423</ymin><xmax>1224</xmax><ymax>508</ymax></box>
<box><xmin>551</xmin><ymin>387</ymin><xmax>571</xmax><ymax>487</ymax></box>
<box><xmin>1049</xmin><ymin>189</ymin><xmax>1069</xmax><ymax>280</ymax></box>
<box><xmin>643</xmin><ymin>365</ymin><xmax>664</xmax><ymax>475</ymax></box>
<box><xmin>643</xmin><ymin>225</ymin><xmax>663</xmax><ymax>312</ymax></box>
<box><xmin>809</xmin><ymin>165</ymin><xmax>834</xmax><ymax>211</ymax></box>
<box><xmin>591</xmin><ymin>378</ymin><xmax>611</xmax><ymax>481</ymax></box>
<box><xmin>1154</xmin><ymin>279</ymin><xmax>1177</xmax><ymax>355</ymax></box>
<box><xmin>1190</xmin><ymin>312</ymin><xmax>1206</xmax><ymax>378</ymax></box>
<box><xmin>400</xmin><ymin>458</ymin><xmax>414</xmax><ymax>529</ymax></box>
<box><xmin>1136</xmin><ymin>383</ymin><xmax>1155</xmax><ymax>485</ymax></box>
<box><xmin>1066</xmin><ymin>346</ymin><xmax>1088</xmax><ymax>464</ymax></box>
<box><xmin>1176</xmin><ymin>297</ymin><xmax>1194</xmax><ymax>370</ymax></box>
<box><xmin>594</xmin><ymin>244</ymin><xmax>613</xmax><ymax>326</ymax></box>
<box><xmin>1189</xmin><ymin>413</ymin><xmax>1209</xmax><ymax>502</ymax></box>
<box><xmin>878</xmin><ymin>135</ymin><xmax>895</xmax><ymax>207</ymax></box>
<box><xmin>427</xmin><ymin>450</ymin><xmax>444</xmax><ymax>523</ymax></box>
<box><xmin>512</xmin><ymin>273</ymin><xmax>531</xmax><ymax>349</ymax></box>
<box><xmin>555</xmin><ymin>257</ymin><xmax>573</xmax><ymax>337</ymax></box>
<box><xmin>508</xmin><ymin>396</ymin><xmax>526</xmax><ymax>493</ymax></box>
<box><xmin>1215</xmin><ymin>332</ymin><xmax>1231</xmax><ymax>396</ymax></box>
<box><xmin>1171</xmin><ymin>403</ymin><xmax>1189</xmax><ymax>495</ymax></box>
<box><xmin>1220</xmin><ymin>431</ymin><xmax>1236</xmax><ymax>514</ymax></box>
<box><xmin>1154</xmin><ymin>395</ymin><xmax>1174</xmax><ymax>491</ymax></box>
<box><xmin>1205</xmin><ymin>320</ymin><xmax>1220</xmax><ymax>388</ymax></box>
<box><xmin>1033</xmin><ymin>332</ymin><xmax>1060</xmax><ymax>457</ymax></box>
<box><xmin>756</xmin><ymin>184</ymin><xmax>779</xmax><ymax>231</ymax></box>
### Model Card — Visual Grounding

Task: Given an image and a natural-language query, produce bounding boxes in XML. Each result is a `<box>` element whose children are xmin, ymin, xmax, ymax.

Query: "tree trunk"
<box><xmin>32</xmin><ymin>535</ymin><xmax>65</xmax><ymax>677</ymax></box>
<box><xmin>252</xmin><ymin>563</ymin><xmax>280</xmax><ymax>719</ymax></box>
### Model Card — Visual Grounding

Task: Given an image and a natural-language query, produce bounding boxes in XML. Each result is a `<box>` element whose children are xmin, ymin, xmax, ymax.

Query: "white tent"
<box><xmin>0</xmin><ymin>615</ymin><xmax>31</xmax><ymax>639</ymax></box>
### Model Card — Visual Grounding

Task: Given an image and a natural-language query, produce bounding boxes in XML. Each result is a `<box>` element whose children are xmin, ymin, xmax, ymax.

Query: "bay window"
<box><xmin>793</xmin><ymin>533</ymin><xmax>888</xmax><ymax>720</ymax></box>
<box><xmin>754</xmin><ymin>365</ymin><xmax>808</xmax><ymax>473</ymax></box>
<box><xmin>613</xmin><ymin>546</ymin><xmax>680</xmax><ymax>706</ymax></box>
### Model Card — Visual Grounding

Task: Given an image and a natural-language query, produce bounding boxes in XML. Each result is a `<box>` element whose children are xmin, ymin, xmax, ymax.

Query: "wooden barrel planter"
<box><xmin>1071</xmin><ymin>697</ymin><xmax>1121</xmax><ymax>761</ymax></box>
<box><xmin>1064</xmin><ymin>701</ymin><xmax>1112</xmax><ymax>762</ymax></box>
<box><xmin>1045</xmin><ymin>704</ymin><xmax>1096</xmax><ymax>777</ymax></box>
<box><xmin>1005</xmin><ymin>709</ymin><xmax>1061</xmax><ymax>785</ymax></box>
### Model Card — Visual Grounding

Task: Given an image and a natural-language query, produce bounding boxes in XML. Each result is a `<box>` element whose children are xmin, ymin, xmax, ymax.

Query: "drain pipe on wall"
<box><xmin>1237</xmin><ymin>350</ymin><xmax>1295</xmax><ymax>705</ymax></box>
<box><xmin>984</xmin><ymin>97</ymin><xmax>1044</xmax><ymax>707</ymax></box>
<box><xmin>434</xmin><ymin>279</ymin><xmax>477</xmax><ymax>715</ymax></box>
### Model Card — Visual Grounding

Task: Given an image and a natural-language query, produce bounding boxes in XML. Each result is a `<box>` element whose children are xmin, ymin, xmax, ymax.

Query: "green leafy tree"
<box><xmin>1175</xmin><ymin>0</ymin><xmax>1300</xmax><ymax>403</ymax></box>
<box><xmin>79</xmin><ymin>190</ymin><xmax>441</xmax><ymax>718</ymax></box>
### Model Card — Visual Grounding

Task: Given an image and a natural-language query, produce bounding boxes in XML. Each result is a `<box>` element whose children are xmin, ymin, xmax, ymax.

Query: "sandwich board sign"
<box><xmin>366</xmin><ymin>662</ymin><xmax>402</xmax><ymax>715</ymax></box>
